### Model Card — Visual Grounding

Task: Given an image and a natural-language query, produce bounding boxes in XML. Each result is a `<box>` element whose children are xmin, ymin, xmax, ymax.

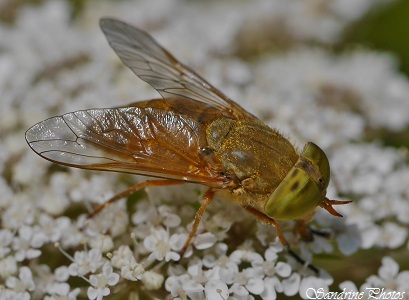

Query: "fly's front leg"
<box><xmin>179</xmin><ymin>188</ymin><xmax>215</xmax><ymax>259</ymax></box>
<box><xmin>244</xmin><ymin>206</ymin><xmax>319</xmax><ymax>274</ymax></box>
<box><xmin>294</xmin><ymin>219</ymin><xmax>314</xmax><ymax>242</ymax></box>
<box><xmin>243</xmin><ymin>206</ymin><xmax>288</xmax><ymax>246</ymax></box>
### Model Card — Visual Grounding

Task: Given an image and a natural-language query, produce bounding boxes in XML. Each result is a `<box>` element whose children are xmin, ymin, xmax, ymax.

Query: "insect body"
<box><xmin>26</xmin><ymin>18</ymin><xmax>350</xmax><ymax>261</ymax></box>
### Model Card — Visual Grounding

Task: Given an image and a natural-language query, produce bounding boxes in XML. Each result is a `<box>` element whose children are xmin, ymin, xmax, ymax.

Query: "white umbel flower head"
<box><xmin>87</xmin><ymin>261</ymin><xmax>119</xmax><ymax>300</ymax></box>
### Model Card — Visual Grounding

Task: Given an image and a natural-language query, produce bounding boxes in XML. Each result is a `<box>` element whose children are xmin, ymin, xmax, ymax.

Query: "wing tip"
<box><xmin>25</xmin><ymin>122</ymin><xmax>48</xmax><ymax>145</ymax></box>
<box><xmin>99</xmin><ymin>17</ymin><xmax>127</xmax><ymax>35</ymax></box>
<box><xmin>25</xmin><ymin>125</ymin><xmax>36</xmax><ymax>143</ymax></box>
<box><xmin>100</xmin><ymin>17</ymin><xmax>134</xmax><ymax>33</ymax></box>
<box><xmin>100</xmin><ymin>17</ymin><xmax>117</xmax><ymax>27</ymax></box>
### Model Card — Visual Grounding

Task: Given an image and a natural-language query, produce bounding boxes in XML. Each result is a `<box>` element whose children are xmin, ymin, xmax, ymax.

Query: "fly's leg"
<box><xmin>88</xmin><ymin>179</ymin><xmax>184</xmax><ymax>218</ymax></box>
<box><xmin>89</xmin><ymin>181</ymin><xmax>214</xmax><ymax>260</ymax></box>
<box><xmin>243</xmin><ymin>206</ymin><xmax>319</xmax><ymax>274</ymax></box>
<box><xmin>295</xmin><ymin>219</ymin><xmax>333</xmax><ymax>241</ymax></box>
<box><xmin>309</xmin><ymin>227</ymin><xmax>332</xmax><ymax>238</ymax></box>
<box><xmin>294</xmin><ymin>211</ymin><xmax>332</xmax><ymax>241</ymax></box>
<box><xmin>243</xmin><ymin>206</ymin><xmax>288</xmax><ymax>246</ymax></box>
<box><xmin>294</xmin><ymin>219</ymin><xmax>315</xmax><ymax>242</ymax></box>
<box><xmin>179</xmin><ymin>188</ymin><xmax>215</xmax><ymax>259</ymax></box>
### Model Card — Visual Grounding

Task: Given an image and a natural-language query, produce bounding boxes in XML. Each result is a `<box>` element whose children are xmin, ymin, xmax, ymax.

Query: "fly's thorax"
<box><xmin>264</xmin><ymin>142</ymin><xmax>330</xmax><ymax>220</ymax></box>
<box><xmin>206</xmin><ymin>118</ymin><xmax>298</xmax><ymax>194</ymax></box>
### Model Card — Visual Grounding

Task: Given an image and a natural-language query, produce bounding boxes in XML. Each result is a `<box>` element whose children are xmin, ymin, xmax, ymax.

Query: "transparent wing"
<box><xmin>25</xmin><ymin>100</ymin><xmax>228</xmax><ymax>188</ymax></box>
<box><xmin>100</xmin><ymin>17</ymin><xmax>253</xmax><ymax>119</ymax></box>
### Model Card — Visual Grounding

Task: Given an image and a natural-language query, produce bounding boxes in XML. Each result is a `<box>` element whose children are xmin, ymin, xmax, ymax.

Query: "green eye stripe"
<box><xmin>295</xmin><ymin>156</ymin><xmax>326</xmax><ymax>193</ymax></box>
<box><xmin>301</xmin><ymin>142</ymin><xmax>330</xmax><ymax>189</ymax></box>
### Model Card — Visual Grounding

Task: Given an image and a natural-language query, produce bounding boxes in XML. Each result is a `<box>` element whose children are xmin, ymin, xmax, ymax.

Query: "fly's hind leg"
<box><xmin>88</xmin><ymin>179</ymin><xmax>184</xmax><ymax>218</ymax></box>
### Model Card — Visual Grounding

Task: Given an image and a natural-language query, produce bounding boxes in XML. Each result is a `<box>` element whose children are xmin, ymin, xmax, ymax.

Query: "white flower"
<box><xmin>68</xmin><ymin>248</ymin><xmax>104</xmax><ymax>276</ymax></box>
<box><xmin>299</xmin><ymin>276</ymin><xmax>331</xmax><ymax>299</ymax></box>
<box><xmin>261</xmin><ymin>276</ymin><xmax>283</xmax><ymax>300</ymax></box>
<box><xmin>187</xmin><ymin>259</ymin><xmax>208</xmax><ymax>284</ymax></box>
<box><xmin>87</xmin><ymin>261</ymin><xmax>120</xmax><ymax>300</ymax></box>
<box><xmin>339</xmin><ymin>280</ymin><xmax>361</xmax><ymax>294</ymax></box>
<box><xmin>281</xmin><ymin>273</ymin><xmax>301</xmax><ymax>297</ymax></box>
<box><xmin>225</xmin><ymin>249</ymin><xmax>267</xmax><ymax>297</ymax></box>
<box><xmin>60</xmin><ymin>217</ymin><xmax>86</xmax><ymax>248</ymax></box>
<box><xmin>165</xmin><ymin>274</ymin><xmax>204</xmax><ymax>299</ymax></box>
<box><xmin>230</xmin><ymin>267</ymin><xmax>265</xmax><ymax>296</ymax></box>
<box><xmin>365</xmin><ymin>256</ymin><xmax>409</xmax><ymax>292</ymax></box>
<box><xmin>0</xmin><ymin>229</ymin><xmax>13</xmax><ymax>258</ymax></box>
<box><xmin>5</xmin><ymin>266</ymin><xmax>35</xmax><ymax>299</ymax></box>
<box><xmin>38</xmin><ymin>214</ymin><xmax>71</xmax><ymax>243</ymax></box>
<box><xmin>229</xmin><ymin>249</ymin><xmax>264</xmax><ymax>266</ymax></box>
<box><xmin>158</xmin><ymin>205</ymin><xmax>182</xmax><ymax>228</ymax></box>
<box><xmin>109</xmin><ymin>245</ymin><xmax>145</xmax><ymax>281</ymax></box>
<box><xmin>13</xmin><ymin>151</ymin><xmax>48</xmax><ymax>186</ymax></box>
<box><xmin>13</xmin><ymin>225</ymin><xmax>48</xmax><ymax>261</ymax></box>
<box><xmin>44</xmin><ymin>287</ymin><xmax>81</xmax><ymax>300</ymax></box>
<box><xmin>88</xmin><ymin>234</ymin><xmax>114</xmax><ymax>253</ymax></box>
<box><xmin>205</xmin><ymin>280</ymin><xmax>229</xmax><ymax>300</ymax></box>
<box><xmin>37</xmin><ymin>173</ymin><xmax>71</xmax><ymax>215</ymax></box>
<box><xmin>131</xmin><ymin>203</ymin><xmax>182</xmax><ymax>247</ymax></box>
<box><xmin>142</xmin><ymin>270</ymin><xmax>164</xmax><ymax>290</ymax></box>
<box><xmin>261</xmin><ymin>246</ymin><xmax>292</xmax><ymax>278</ymax></box>
<box><xmin>340</xmin><ymin>257</ymin><xmax>409</xmax><ymax>298</ymax></box>
<box><xmin>32</xmin><ymin>264</ymin><xmax>70</xmax><ymax>297</ymax></box>
<box><xmin>131</xmin><ymin>201</ymin><xmax>159</xmax><ymax>225</ymax></box>
<box><xmin>315</xmin><ymin>210</ymin><xmax>361</xmax><ymax>255</ymax></box>
<box><xmin>376</xmin><ymin>222</ymin><xmax>408</xmax><ymax>249</ymax></box>
<box><xmin>216</xmin><ymin>256</ymin><xmax>239</xmax><ymax>285</ymax></box>
<box><xmin>2</xmin><ymin>194</ymin><xmax>35</xmax><ymax>229</ymax></box>
<box><xmin>355</xmin><ymin>220</ymin><xmax>380</xmax><ymax>250</ymax></box>
<box><xmin>331</xmin><ymin>144</ymin><xmax>400</xmax><ymax>196</ymax></box>
<box><xmin>110</xmin><ymin>245</ymin><xmax>135</xmax><ymax>269</ymax></box>
<box><xmin>193</xmin><ymin>232</ymin><xmax>217</xmax><ymax>250</ymax></box>
<box><xmin>121</xmin><ymin>259</ymin><xmax>145</xmax><ymax>282</ymax></box>
<box><xmin>55</xmin><ymin>265</ymin><xmax>70</xmax><ymax>282</ymax></box>
<box><xmin>0</xmin><ymin>176</ymin><xmax>13</xmax><ymax>209</ymax></box>
<box><xmin>143</xmin><ymin>227</ymin><xmax>185</xmax><ymax>262</ymax></box>
<box><xmin>202</xmin><ymin>243</ymin><xmax>229</xmax><ymax>268</ymax></box>
<box><xmin>165</xmin><ymin>275</ymin><xmax>185</xmax><ymax>298</ymax></box>
<box><xmin>69</xmin><ymin>174</ymin><xmax>118</xmax><ymax>205</ymax></box>
<box><xmin>84</xmin><ymin>201</ymin><xmax>128</xmax><ymax>239</ymax></box>
<box><xmin>0</xmin><ymin>255</ymin><xmax>18</xmax><ymax>279</ymax></box>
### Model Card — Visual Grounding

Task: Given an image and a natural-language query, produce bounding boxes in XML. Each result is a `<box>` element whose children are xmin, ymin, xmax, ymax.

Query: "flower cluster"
<box><xmin>1</xmin><ymin>0</ymin><xmax>408</xmax><ymax>299</ymax></box>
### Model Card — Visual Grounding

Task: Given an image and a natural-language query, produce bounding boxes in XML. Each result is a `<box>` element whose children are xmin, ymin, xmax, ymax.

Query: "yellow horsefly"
<box><xmin>26</xmin><ymin>18</ymin><xmax>351</xmax><ymax>270</ymax></box>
